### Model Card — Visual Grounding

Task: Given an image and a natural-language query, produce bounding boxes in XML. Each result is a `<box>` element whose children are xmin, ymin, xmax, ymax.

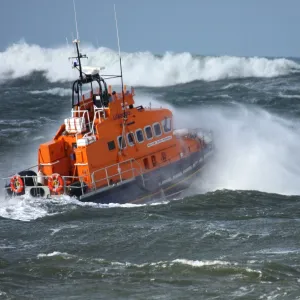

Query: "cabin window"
<box><xmin>162</xmin><ymin>117</ymin><xmax>172</xmax><ymax>133</ymax></box>
<box><xmin>151</xmin><ymin>155</ymin><xmax>157</xmax><ymax>167</ymax></box>
<box><xmin>107</xmin><ymin>140</ymin><xmax>116</xmax><ymax>151</ymax></box>
<box><xmin>153</xmin><ymin>122</ymin><xmax>162</xmax><ymax>137</ymax></box>
<box><xmin>161</xmin><ymin>152</ymin><xmax>167</xmax><ymax>161</ymax></box>
<box><xmin>127</xmin><ymin>132</ymin><xmax>135</xmax><ymax>146</ymax></box>
<box><xmin>143</xmin><ymin>157</ymin><xmax>150</xmax><ymax>169</ymax></box>
<box><xmin>136</xmin><ymin>129</ymin><xmax>144</xmax><ymax>143</ymax></box>
<box><xmin>144</xmin><ymin>125</ymin><xmax>153</xmax><ymax>140</ymax></box>
<box><xmin>117</xmin><ymin>135</ymin><xmax>126</xmax><ymax>149</ymax></box>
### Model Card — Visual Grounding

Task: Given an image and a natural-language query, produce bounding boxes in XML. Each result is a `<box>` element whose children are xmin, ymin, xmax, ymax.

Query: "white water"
<box><xmin>0</xmin><ymin>190</ymin><xmax>169</xmax><ymax>222</ymax></box>
<box><xmin>1</xmin><ymin>41</ymin><xmax>300</xmax><ymax>86</ymax></box>
<box><xmin>176</xmin><ymin>104</ymin><xmax>300</xmax><ymax>196</ymax></box>
<box><xmin>30</xmin><ymin>88</ymin><xmax>72</xmax><ymax>97</ymax></box>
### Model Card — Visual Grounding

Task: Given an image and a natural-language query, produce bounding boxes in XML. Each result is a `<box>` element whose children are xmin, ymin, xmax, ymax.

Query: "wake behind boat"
<box><xmin>2</xmin><ymin>38</ymin><xmax>214</xmax><ymax>204</ymax></box>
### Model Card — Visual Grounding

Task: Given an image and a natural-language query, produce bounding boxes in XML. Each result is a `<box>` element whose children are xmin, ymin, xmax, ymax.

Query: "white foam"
<box><xmin>37</xmin><ymin>251</ymin><xmax>74</xmax><ymax>259</ymax></box>
<box><xmin>95</xmin><ymin>258</ymin><xmax>236</xmax><ymax>269</ymax></box>
<box><xmin>49</xmin><ymin>225</ymin><xmax>79</xmax><ymax>236</ymax></box>
<box><xmin>32</xmin><ymin>136</ymin><xmax>45</xmax><ymax>141</ymax></box>
<box><xmin>172</xmin><ymin>259</ymin><xmax>234</xmax><ymax>267</ymax></box>
<box><xmin>1</xmin><ymin>41</ymin><xmax>299</xmax><ymax>86</ymax></box>
<box><xmin>30</xmin><ymin>88</ymin><xmax>71</xmax><ymax>97</ymax></box>
<box><xmin>174</xmin><ymin>104</ymin><xmax>300</xmax><ymax>196</ymax></box>
<box><xmin>279</xmin><ymin>92</ymin><xmax>300</xmax><ymax>99</ymax></box>
<box><xmin>255</xmin><ymin>248</ymin><xmax>300</xmax><ymax>255</ymax></box>
<box><xmin>33</xmin><ymin>253</ymin><xmax>260</xmax><ymax>276</ymax></box>
<box><xmin>0</xmin><ymin>189</ymin><xmax>170</xmax><ymax>222</ymax></box>
<box><xmin>0</xmin><ymin>245</ymin><xmax>15</xmax><ymax>249</ymax></box>
<box><xmin>0</xmin><ymin>194</ymin><xmax>56</xmax><ymax>222</ymax></box>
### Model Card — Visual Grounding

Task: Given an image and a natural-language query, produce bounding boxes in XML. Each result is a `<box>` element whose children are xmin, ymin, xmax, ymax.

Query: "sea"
<box><xmin>1</xmin><ymin>42</ymin><xmax>300</xmax><ymax>299</ymax></box>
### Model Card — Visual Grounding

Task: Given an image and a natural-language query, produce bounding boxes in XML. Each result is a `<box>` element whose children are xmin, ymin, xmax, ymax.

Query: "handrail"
<box><xmin>71</xmin><ymin>109</ymin><xmax>92</xmax><ymax>141</ymax></box>
<box><xmin>71</xmin><ymin>107</ymin><xmax>108</xmax><ymax>138</ymax></box>
<box><xmin>91</xmin><ymin>107</ymin><xmax>104</xmax><ymax>133</ymax></box>
<box><xmin>90</xmin><ymin>158</ymin><xmax>145</xmax><ymax>191</ymax></box>
<box><xmin>39</xmin><ymin>160</ymin><xmax>60</xmax><ymax>166</ymax></box>
<box><xmin>2</xmin><ymin>158</ymin><xmax>145</xmax><ymax>197</ymax></box>
<box><xmin>2</xmin><ymin>174</ymin><xmax>85</xmax><ymax>184</ymax></box>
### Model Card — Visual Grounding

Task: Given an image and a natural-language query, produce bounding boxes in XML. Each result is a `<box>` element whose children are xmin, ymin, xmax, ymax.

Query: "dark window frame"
<box><xmin>117</xmin><ymin>135</ymin><xmax>127</xmax><ymax>149</ymax></box>
<box><xmin>153</xmin><ymin>122</ymin><xmax>162</xmax><ymax>137</ymax></box>
<box><xmin>135</xmin><ymin>129</ymin><xmax>144</xmax><ymax>143</ymax></box>
<box><xmin>144</xmin><ymin>125</ymin><xmax>153</xmax><ymax>140</ymax></box>
<box><xmin>127</xmin><ymin>132</ymin><xmax>135</xmax><ymax>146</ymax></box>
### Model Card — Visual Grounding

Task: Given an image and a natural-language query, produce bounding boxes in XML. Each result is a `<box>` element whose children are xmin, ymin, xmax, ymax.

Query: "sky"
<box><xmin>0</xmin><ymin>0</ymin><xmax>299</xmax><ymax>57</ymax></box>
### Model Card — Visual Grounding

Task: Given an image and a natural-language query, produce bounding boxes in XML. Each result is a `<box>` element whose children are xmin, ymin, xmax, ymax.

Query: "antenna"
<box><xmin>72</xmin><ymin>0</ymin><xmax>79</xmax><ymax>40</ymax></box>
<box><xmin>114</xmin><ymin>4</ymin><xmax>126</xmax><ymax>119</ymax></box>
<box><xmin>69</xmin><ymin>0</ymin><xmax>87</xmax><ymax>81</ymax></box>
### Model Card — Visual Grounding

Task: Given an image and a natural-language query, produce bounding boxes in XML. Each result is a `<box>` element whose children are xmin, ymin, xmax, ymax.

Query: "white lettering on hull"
<box><xmin>147</xmin><ymin>135</ymin><xmax>172</xmax><ymax>148</ymax></box>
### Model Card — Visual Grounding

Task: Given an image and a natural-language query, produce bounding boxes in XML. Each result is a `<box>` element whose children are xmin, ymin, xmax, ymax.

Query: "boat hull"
<box><xmin>79</xmin><ymin>146</ymin><xmax>213</xmax><ymax>204</ymax></box>
<box><xmin>3</xmin><ymin>144</ymin><xmax>213</xmax><ymax>205</ymax></box>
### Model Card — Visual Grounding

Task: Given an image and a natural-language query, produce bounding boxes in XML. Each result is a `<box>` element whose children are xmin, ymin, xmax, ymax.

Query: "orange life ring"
<box><xmin>10</xmin><ymin>175</ymin><xmax>24</xmax><ymax>194</ymax></box>
<box><xmin>48</xmin><ymin>173</ymin><xmax>64</xmax><ymax>193</ymax></box>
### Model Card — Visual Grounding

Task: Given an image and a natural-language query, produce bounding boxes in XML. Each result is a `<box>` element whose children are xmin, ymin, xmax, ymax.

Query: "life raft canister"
<box><xmin>10</xmin><ymin>175</ymin><xmax>24</xmax><ymax>194</ymax></box>
<box><xmin>48</xmin><ymin>173</ymin><xmax>64</xmax><ymax>193</ymax></box>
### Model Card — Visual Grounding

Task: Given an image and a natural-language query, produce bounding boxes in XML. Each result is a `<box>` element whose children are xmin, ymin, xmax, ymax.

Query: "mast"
<box><xmin>114</xmin><ymin>4</ymin><xmax>126</xmax><ymax>120</ymax></box>
<box><xmin>74</xmin><ymin>40</ymin><xmax>84</xmax><ymax>82</ymax></box>
<box><xmin>69</xmin><ymin>0</ymin><xmax>86</xmax><ymax>82</ymax></box>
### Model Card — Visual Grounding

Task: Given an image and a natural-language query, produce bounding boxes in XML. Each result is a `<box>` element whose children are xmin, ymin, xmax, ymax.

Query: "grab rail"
<box><xmin>90</xmin><ymin>158</ymin><xmax>145</xmax><ymax>191</ymax></box>
<box><xmin>2</xmin><ymin>158</ymin><xmax>145</xmax><ymax>197</ymax></box>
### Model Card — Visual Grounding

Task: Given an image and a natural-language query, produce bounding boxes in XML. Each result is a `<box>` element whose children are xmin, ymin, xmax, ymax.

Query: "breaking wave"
<box><xmin>175</xmin><ymin>104</ymin><xmax>300</xmax><ymax>196</ymax></box>
<box><xmin>1</xmin><ymin>41</ymin><xmax>300</xmax><ymax>86</ymax></box>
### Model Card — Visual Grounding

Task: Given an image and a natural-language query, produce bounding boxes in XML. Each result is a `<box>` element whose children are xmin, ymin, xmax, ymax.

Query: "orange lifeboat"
<box><xmin>3</xmin><ymin>39</ymin><xmax>214</xmax><ymax>204</ymax></box>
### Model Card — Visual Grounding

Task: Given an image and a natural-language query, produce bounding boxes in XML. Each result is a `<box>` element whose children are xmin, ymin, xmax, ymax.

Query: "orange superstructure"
<box><xmin>4</xmin><ymin>39</ymin><xmax>213</xmax><ymax>204</ymax></box>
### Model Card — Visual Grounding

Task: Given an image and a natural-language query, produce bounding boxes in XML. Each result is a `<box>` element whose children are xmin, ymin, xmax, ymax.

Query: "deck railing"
<box><xmin>2</xmin><ymin>158</ymin><xmax>145</xmax><ymax>198</ymax></box>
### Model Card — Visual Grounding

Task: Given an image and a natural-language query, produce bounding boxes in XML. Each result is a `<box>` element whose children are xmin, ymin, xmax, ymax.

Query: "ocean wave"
<box><xmin>278</xmin><ymin>92</ymin><xmax>300</xmax><ymax>99</ymax></box>
<box><xmin>35</xmin><ymin>253</ymin><xmax>237</xmax><ymax>269</ymax></box>
<box><xmin>1</xmin><ymin>42</ymin><xmax>299</xmax><ymax>86</ymax></box>
<box><xmin>37</xmin><ymin>251</ymin><xmax>75</xmax><ymax>259</ymax></box>
<box><xmin>29</xmin><ymin>88</ymin><xmax>72</xmax><ymax>97</ymax></box>
<box><xmin>34</xmin><ymin>253</ymin><xmax>262</xmax><ymax>278</ymax></box>
<box><xmin>173</xmin><ymin>105</ymin><xmax>300</xmax><ymax>196</ymax></box>
<box><xmin>0</xmin><ymin>193</ymin><xmax>169</xmax><ymax>222</ymax></box>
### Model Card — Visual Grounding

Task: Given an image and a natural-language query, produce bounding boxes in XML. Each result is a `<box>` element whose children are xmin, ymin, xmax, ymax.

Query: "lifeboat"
<box><xmin>3</xmin><ymin>39</ymin><xmax>214</xmax><ymax>204</ymax></box>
